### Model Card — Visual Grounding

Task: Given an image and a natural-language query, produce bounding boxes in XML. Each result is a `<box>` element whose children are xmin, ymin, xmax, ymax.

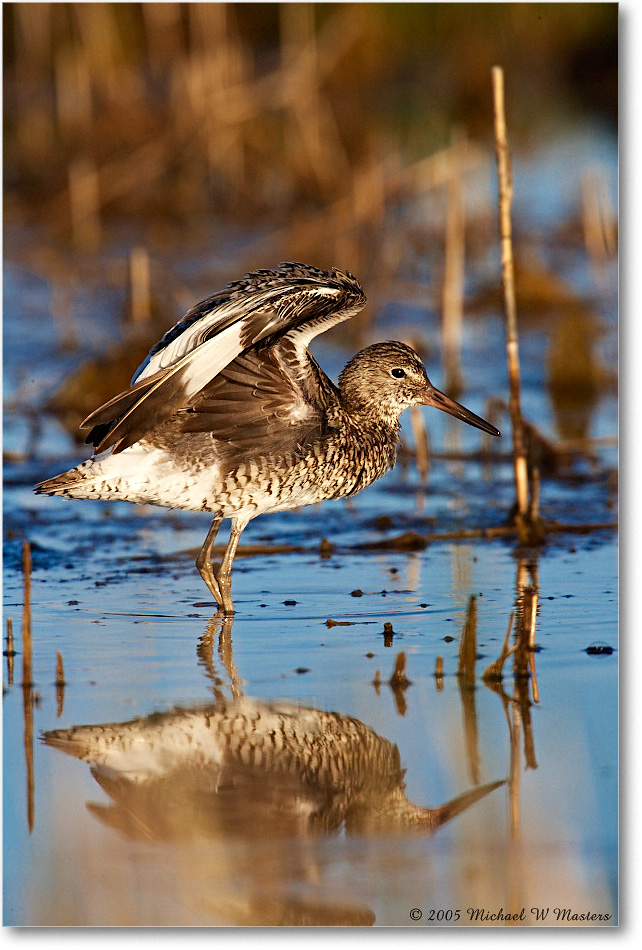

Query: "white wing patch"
<box><xmin>134</xmin><ymin>286</ymin><xmax>342</xmax><ymax>384</ymax></box>
<box><xmin>133</xmin><ymin>298</ymin><xmax>251</xmax><ymax>383</ymax></box>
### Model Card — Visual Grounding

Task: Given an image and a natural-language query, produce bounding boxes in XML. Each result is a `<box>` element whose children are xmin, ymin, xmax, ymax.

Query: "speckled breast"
<box><xmin>211</xmin><ymin>424</ymin><xmax>398</xmax><ymax>519</ymax></box>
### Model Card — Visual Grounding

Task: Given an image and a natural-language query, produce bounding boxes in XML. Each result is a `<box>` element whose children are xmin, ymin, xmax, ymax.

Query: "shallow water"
<box><xmin>3</xmin><ymin>134</ymin><xmax>618</xmax><ymax>926</ymax></box>
<box><xmin>2</xmin><ymin>525</ymin><xmax>619</xmax><ymax>925</ymax></box>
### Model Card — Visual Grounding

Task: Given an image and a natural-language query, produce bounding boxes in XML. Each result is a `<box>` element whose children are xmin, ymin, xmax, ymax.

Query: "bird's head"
<box><xmin>338</xmin><ymin>341</ymin><xmax>500</xmax><ymax>436</ymax></box>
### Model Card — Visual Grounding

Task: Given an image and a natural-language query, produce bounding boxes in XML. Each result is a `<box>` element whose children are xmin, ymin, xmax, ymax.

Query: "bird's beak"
<box><xmin>421</xmin><ymin>385</ymin><xmax>501</xmax><ymax>437</ymax></box>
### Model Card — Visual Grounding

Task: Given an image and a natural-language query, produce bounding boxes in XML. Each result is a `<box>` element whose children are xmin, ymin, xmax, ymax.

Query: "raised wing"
<box><xmin>82</xmin><ymin>262</ymin><xmax>365</xmax><ymax>455</ymax></box>
<box><xmin>172</xmin><ymin>336</ymin><xmax>340</xmax><ymax>466</ymax></box>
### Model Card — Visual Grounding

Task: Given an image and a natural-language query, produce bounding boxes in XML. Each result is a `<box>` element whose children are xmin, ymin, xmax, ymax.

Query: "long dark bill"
<box><xmin>423</xmin><ymin>387</ymin><xmax>501</xmax><ymax>437</ymax></box>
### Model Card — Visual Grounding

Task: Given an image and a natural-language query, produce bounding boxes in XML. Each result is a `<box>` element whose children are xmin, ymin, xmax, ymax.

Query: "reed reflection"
<box><xmin>456</xmin><ymin>594</ymin><xmax>481</xmax><ymax>786</ymax></box>
<box><xmin>476</xmin><ymin>556</ymin><xmax>541</xmax><ymax>835</ymax></box>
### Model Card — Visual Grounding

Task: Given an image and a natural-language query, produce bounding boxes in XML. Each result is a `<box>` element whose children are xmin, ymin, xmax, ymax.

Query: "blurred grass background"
<box><xmin>3</xmin><ymin>3</ymin><xmax>618</xmax><ymax>442</ymax></box>
<box><xmin>3</xmin><ymin>2</ymin><xmax>617</xmax><ymax>241</ymax></box>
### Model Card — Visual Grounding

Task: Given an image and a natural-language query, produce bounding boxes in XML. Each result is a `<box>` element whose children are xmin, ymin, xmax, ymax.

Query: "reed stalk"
<box><xmin>491</xmin><ymin>67</ymin><xmax>529</xmax><ymax>522</ymax></box>
<box><xmin>23</xmin><ymin>681</ymin><xmax>35</xmax><ymax>834</ymax></box>
<box><xmin>68</xmin><ymin>156</ymin><xmax>101</xmax><ymax>249</ymax></box>
<box><xmin>129</xmin><ymin>246</ymin><xmax>152</xmax><ymax>327</ymax></box>
<box><xmin>409</xmin><ymin>404</ymin><xmax>430</xmax><ymax>482</ymax></box>
<box><xmin>528</xmin><ymin>467</ymin><xmax>541</xmax><ymax>523</ymax></box>
<box><xmin>442</xmin><ymin>134</ymin><xmax>465</xmax><ymax>396</ymax></box>
<box><xmin>482</xmin><ymin>611</ymin><xmax>515</xmax><ymax>681</ymax></box>
<box><xmin>6</xmin><ymin>617</ymin><xmax>15</xmax><ymax>687</ymax></box>
<box><xmin>582</xmin><ymin>168</ymin><xmax>616</xmax><ymax>292</ymax></box>
<box><xmin>456</xmin><ymin>596</ymin><xmax>480</xmax><ymax>782</ymax></box>
<box><xmin>21</xmin><ymin>541</ymin><xmax>32</xmax><ymax>688</ymax></box>
<box><xmin>389</xmin><ymin>651</ymin><xmax>410</xmax><ymax>687</ymax></box>
<box><xmin>55</xmin><ymin>651</ymin><xmax>65</xmax><ymax>684</ymax></box>
<box><xmin>457</xmin><ymin>595</ymin><xmax>477</xmax><ymax>687</ymax></box>
<box><xmin>21</xmin><ymin>540</ymin><xmax>35</xmax><ymax>832</ymax></box>
<box><xmin>509</xmin><ymin>701</ymin><xmax>522</xmax><ymax>837</ymax></box>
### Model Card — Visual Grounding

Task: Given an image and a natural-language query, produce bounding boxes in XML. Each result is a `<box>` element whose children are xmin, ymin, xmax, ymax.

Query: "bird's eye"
<box><xmin>391</xmin><ymin>367</ymin><xmax>406</xmax><ymax>379</ymax></box>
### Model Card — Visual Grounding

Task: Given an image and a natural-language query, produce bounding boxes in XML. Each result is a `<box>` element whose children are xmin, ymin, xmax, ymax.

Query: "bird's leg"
<box><xmin>215</xmin><ymin>517</ymin><xmax>247</xmax><ymax>615</ymax></box>
<box><xmin>196</xmin><ymin>516</ymin><xmax>224</xmax><ymax>607</ymax></box>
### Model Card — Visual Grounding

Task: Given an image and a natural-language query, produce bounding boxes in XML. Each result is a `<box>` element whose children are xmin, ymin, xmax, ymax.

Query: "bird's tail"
<box><xmin>35</xmin><ymin>464</ymin><xmax>94</xmax><ymax>499</ymax></box>
<box><xmin>36</xmin><ymin>446</ymin><xmax>207</xmax><ymax>509</ymax></box>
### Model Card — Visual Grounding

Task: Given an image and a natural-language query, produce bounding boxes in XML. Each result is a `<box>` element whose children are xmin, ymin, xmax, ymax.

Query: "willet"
<box><xmin>44</xmin><ymin>698</ymin><xmax>504</xmax><ymax>834</ymax></box>
<box><xmin>36</xmin><ymin>262</ymin><xmax>500</xmax><ymax>613</ymax></box>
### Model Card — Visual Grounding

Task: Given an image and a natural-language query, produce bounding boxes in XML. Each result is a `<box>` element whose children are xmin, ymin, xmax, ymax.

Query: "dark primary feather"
<box><xmin>82</xmin><ymin>366</ymin><xmax>168</xmax><ymax>447</ymax></box>
<box><xmin>82</xmin><ymin>263</ymin><xmax>365</xmax><ymax>455</ymax></box>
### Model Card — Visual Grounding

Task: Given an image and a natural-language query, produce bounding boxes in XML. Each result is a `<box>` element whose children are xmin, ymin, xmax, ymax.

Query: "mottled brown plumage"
<box><xmin>36</xmin><ymin>262</ymin><xmax>499</xmax><ymax>613</ymax></box>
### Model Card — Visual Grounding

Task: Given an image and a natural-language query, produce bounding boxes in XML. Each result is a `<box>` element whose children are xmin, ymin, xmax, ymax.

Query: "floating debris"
<box><xmin>356</xmin><ymin>531</ymin><xmax>428</xmax><ymax>552</ymax></box>
<box><xmin>585</xmin><ymin>642</ymin><xmax>615</xmax><ymax>656</ymax></box>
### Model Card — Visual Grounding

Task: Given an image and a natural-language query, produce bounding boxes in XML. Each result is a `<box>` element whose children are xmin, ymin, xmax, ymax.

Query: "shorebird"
<box><xmin>44</xmin><ymin>698</ymin><xmax>504</xmax><ymax>836</ymax></box>
<box><xmin>36</xmin><ymin>262</ymin><xmax>500</xmax><ymax>613</ymax></box>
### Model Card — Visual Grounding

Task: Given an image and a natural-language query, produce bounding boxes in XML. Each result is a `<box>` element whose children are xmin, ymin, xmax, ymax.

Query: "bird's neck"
<box><xmin>339</xmin><ymin>393</ymin><xmax>403</xmax><ymax>436</ymax></box>
<box><xmin>341</xmin><ymin>413</ymin><xmax>402</xmax><ymax>452</ymax></box>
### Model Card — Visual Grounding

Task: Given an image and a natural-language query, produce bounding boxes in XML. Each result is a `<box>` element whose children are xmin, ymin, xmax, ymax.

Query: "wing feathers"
<box><xmin>81</xmin><ymin>367</ymin><xmax>167</xmax><ymax>430</ymax></box>
<box><xmin>134</xmin><ymin>262</ymin><xmax>364</xmax><ymax>383</ymax></box>
<box><xmin>92</xmin><ymin>321</ymin><xmax>246</xmax><ymax>454</ymax></box>
<box><xmin>82</xmin><ymin>263</ymin><xmax>365</xmax><ymax>455</ymax></box>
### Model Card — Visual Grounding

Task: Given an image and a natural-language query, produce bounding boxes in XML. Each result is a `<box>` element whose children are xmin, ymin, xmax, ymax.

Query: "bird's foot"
<box><xmin>215</xmin><ymin>570</ymin><xmax>235</xmax><ymax>616</ymax></box>
<box><xmin>197</xmin><ymin>561</ymin><xmax>225</xmax><ymax>610</ymax></box>
<box><xmin>196</xmin><ymin>549</ymin><xmax>236</xmax><ymax>613</ymax></box>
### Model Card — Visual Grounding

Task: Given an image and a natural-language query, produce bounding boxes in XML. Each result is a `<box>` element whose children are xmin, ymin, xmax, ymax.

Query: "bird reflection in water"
<box><xmin>44</xmin><ymin>618</ymin><xmax>503</xmax><ymax>842</ymax></box>
<box><xmin>45</xmin><ymin>697</ymin><xmax>503</xmax><ymax>840</ymax></box>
